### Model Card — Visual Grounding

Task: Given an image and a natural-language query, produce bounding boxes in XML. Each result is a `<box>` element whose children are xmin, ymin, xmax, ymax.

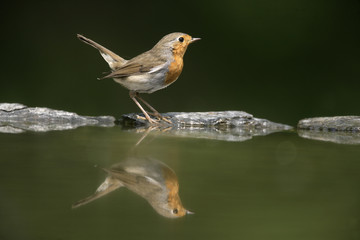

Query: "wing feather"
<box><xmin>101</xmin><ymin>52</ymin><xmax>167</xmax><ymax>79</ymax></box>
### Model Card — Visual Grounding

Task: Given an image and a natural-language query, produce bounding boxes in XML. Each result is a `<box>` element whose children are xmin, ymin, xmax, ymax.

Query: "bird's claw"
<box><xmin>148</xmin><ymin>112</ymin><xmax>172</xmax><ymax>124</ymax></box>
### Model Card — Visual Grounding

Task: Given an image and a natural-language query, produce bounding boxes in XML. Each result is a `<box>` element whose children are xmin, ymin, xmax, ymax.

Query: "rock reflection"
<box><xmin>298</xmin><ymin>130</ymin><xmax>360</xmax><ymax>145</ymax></box>
<box><xmin>72</xmin><ymin>157</ymin><xmax>192</xmax><ymax>218</ymax></box>
<box><xmin>123</xmin><ymin>125</ymin><xmax>293</xmax><ymax>143</ymax></box>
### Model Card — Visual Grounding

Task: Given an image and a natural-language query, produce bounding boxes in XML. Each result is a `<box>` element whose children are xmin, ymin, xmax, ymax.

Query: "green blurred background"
<box><xmin>1</xmin><ymin>0</ymin><xmax>359</xmax><ymax>126</ymax></box>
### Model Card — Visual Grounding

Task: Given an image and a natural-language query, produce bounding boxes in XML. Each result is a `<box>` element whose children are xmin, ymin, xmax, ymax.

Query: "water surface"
<box><xmin>0</xmin><ymin>126</ymin><xmax>359</xmax><ymax>240</ymax></box>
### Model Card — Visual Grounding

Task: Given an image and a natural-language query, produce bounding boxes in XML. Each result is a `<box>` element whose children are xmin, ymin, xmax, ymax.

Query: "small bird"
<box><xmin>72</xmin><ymin>157</ymin><xmax>193</xmax><ymax>218</ymax></box>
<box><xmin>77</xmin><ymin>32</ymin><xmax>200</xmax><ymax>124</ymax></box>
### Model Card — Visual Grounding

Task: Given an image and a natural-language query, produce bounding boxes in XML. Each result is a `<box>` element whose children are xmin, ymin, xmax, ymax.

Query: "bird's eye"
<box><xmin>172</xmin><ymin>208</ymin><xmax>178</xmax><ymax>214</ymax></box>
<box><xmin>178</xmin><ymin>37</ymin><xmax>184</xmax><ymax>42</ymax></box>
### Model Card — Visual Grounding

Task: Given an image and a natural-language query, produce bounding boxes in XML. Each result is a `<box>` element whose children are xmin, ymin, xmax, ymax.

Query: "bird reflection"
<box><xmin>72</xmin><ymin>157</ymin><xmax>192</xmax><ymax>218</ymax></box>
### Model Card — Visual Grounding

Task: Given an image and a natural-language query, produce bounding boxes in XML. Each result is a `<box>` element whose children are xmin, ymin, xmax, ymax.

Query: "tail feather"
<box><xmin>77</xmin><ymin>34</ymin><xmax>126</xmax><ymax>70</ymax></box>
<box><xmin>72</xmin><ymin>176</ymin><xmax>123</xmax><ymax>209</ymax></box>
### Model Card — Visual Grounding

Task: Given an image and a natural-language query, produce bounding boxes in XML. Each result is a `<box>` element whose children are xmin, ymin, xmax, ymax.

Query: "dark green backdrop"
<box><xmin>1</xmin><ymin>0</ymin><xmax>359</xmax><ymax>125</ymax></box>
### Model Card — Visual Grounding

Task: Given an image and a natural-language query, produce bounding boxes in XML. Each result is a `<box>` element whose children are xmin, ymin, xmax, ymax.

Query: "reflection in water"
<box><xmin>72</xmin><ymin>157</ymin><xmax>192</xmax><ymax>218</ymax></box>
<box><xmin>123</xmin><ymin>124</ymin><xmax>293</xmax><ymax>143</ymax></box>
<box><xmin>298</xmin><ymin>130</ymin><xmax>360</xmax><ymax>145</ymax></box>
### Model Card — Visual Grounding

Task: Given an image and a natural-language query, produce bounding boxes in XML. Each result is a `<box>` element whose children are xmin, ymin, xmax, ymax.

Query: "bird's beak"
<box><xmin>190</xmin><ymin>37</ymin><xmax>201</xmax><ymax>43</ymax></box>
<box><xmin>186</xmin><ymin>210</ymin><xmax>195</xmax><ymax>215</ymax></box>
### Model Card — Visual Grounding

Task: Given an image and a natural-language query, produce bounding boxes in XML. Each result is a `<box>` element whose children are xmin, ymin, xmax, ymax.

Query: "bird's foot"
<box><xmin>136</xmin><ymin>114</ymin><xmax>160</xmax><ymax>125</ymax></box>
<box><xmin>148</xmin><ymin>112</ymin><xmax>172</xmax><ymax>124</ymax></box>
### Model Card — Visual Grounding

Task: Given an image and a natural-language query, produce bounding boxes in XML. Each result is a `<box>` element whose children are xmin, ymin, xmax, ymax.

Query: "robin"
<box><xmin>72</xmin><ymin>157</ymin><xmax>193</xmax><ymax>218</ymax></box>
<box><xmin>77</xmin><ymin>32</ymin><xmax>200</xmax><ymax>124</ymax></box>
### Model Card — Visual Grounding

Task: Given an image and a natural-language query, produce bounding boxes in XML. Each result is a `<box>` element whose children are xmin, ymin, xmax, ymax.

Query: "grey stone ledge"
<box><xmin>0</xmin><ymin>103</ymin><xmax>115</xmax><ymax>133</ymax></box>
<box><xmin>297</xmin><ymin>116</ymin><xmax>360</xmax><ymax>144</ymax></box>
<box><xmin>120</xmin><ymin>111</ymin><xmax>293</xmax><ymax>142</ymax></box>
<box><xmin>298</xmin><ymin>116</ymin><xmax>360</xmax><ymax>132</ymax></box>
<box><xmin>121</xmin><ymin>111</ymin><xmax>292</xmax><ymax>129</ymax></box>
<box><xmin>1</xmin><ymin>103</ymin><xmax>293</xmax><ymax>141</ymax></box>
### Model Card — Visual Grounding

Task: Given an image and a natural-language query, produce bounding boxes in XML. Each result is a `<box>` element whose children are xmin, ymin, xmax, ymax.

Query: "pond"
<box><xmin>0</xmin><ymin>126</ymin><xmax>359</xmax><ymax>240</ymax></box>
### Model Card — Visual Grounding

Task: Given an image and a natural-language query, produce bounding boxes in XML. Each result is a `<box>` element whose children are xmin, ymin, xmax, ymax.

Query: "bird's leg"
<box><xmin>134</xmin><ymin>126</ymin><xmax>158</xmax><ymax>146</ymax></box>
<box><xmin>135</xmin><ymin>94</ymin><xmax>172</xmax><ymax>124</ymax></box>
<box><xmin>135</xmin><ymin>94</ymin><xmax>159</xmax><ymax>115</ymax></box>
<box><xmin>129</xmin><ymin>91</ymin><xmax>156</xmax><ymax>124</ymax></box>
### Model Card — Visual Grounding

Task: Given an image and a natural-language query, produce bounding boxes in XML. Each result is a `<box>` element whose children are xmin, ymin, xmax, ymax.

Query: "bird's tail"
<box><xmin>72</xmin><ymin>176</ymin><xmax>123</xmax><ymax>209</ymax></box>
<box><xmin>77</xmin><ymin>34</ymin><xmax>126</xmax><ymax>70</ymax></box>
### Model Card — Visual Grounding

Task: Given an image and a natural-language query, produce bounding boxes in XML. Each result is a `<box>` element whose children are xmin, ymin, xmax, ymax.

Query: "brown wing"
<box><xmin>104</xmin><ymin>168</ymin><xmax>163</xmax><ymax>189</ymax></box>
<box><xmin>101</xmin><ymin>62</ymin><xmax>152</xmax><ymax>79</ymax></box>
<box><xmin>104</xmin><ymin>168</ymin><xmax>151</xmax><ymax>186</ymax></box>
<box><xmin>101</xmin><ymin>51</ymin><xmax>167</xmax><ymax>79</ymax></box>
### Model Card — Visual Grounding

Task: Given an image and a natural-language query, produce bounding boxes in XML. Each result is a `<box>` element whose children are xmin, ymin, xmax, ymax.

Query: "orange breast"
<box><xmin>163</xmin><ymin>167</ymin><xmax>182</xmax><ymax>208</ymax></box>
<box><xmin>164</xmin><ymin>54</ymin><xmax>184</xmax><ymax>85</ymax></box>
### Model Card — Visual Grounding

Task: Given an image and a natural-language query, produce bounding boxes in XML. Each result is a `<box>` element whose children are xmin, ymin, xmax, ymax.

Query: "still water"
<box><xmin>0</xmin><ymin>126</ymin><xmax>359</xmax><ymax>240</ymax></box>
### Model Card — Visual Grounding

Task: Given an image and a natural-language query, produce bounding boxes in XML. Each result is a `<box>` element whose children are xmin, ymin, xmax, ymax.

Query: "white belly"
<box><xmin>113</xmin><ymin>69</ymin><xmax>169</xmax><ymax>94</ymax></box>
